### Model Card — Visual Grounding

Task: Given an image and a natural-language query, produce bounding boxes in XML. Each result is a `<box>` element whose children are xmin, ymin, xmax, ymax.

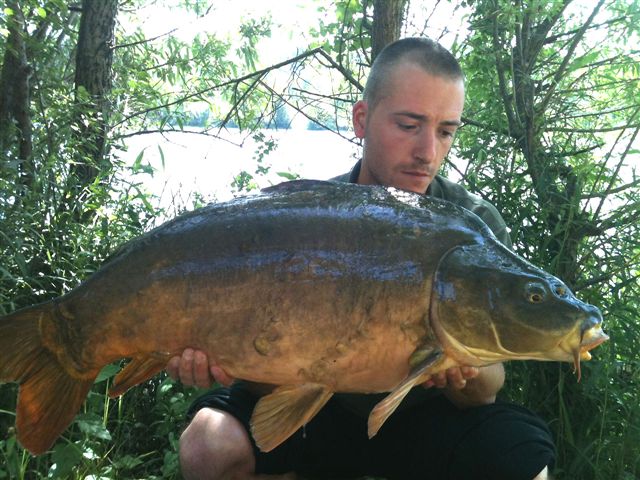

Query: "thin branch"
<box><xmin>527</xmin><ymin>0</ymin><xmax>571</xmax><ymax>72</ymax></box>
<box><xmin>576</xmin><ymin>51</ymin><xmax>640</xmax><ymax>72</ymax></box>
<box><xmin>546</xmin><ymin>104</ymin><xmax>639</xmax><ymax>122</ymax></box>
<box><xmin>551</xmin><ymin>143</ymin><xmax>604</xmax><ymax>157</ymax></box>
<box><xmin>593</xmin><ymin>124</ymin><xmax>640</xmax><ymax>219</ymax></box>
<box><xmin>538</xmin><ymin>0</ymin><xmax>606</xmax><ymax>113</ymax></box>
<box><xmin>460</xmin><ymin>115</ymin><xmax>512</xmax><ymax>138</ymax></box>
<box><xmin>219</xmin><ymin>73</ymin><xmax>265</xmax><ymax>132</ymax></box>
<box><xmin>597</xmin><ymin>201</ymin><xmax>640</xmax><ymax>231</ymax></box>
<box><xmin>610</xmin><ymin>273</ymin><xmax>640</xmax><ymax>294</ymax></box>
<box><xmin>582</xmin><ymin>179</ymin><xmax>640</xmax><ymax>199</ymax></box>
<box><xmin>573</xmin><ymin>273</ymin><xmax>611</xmax><ymax>292</ymax></box>
<box><xmin>113</xmin><ymin>28</ymin><xmax>179</xmax><ymax>50</ymax></box>
<box><xmin>315</xmin><ymin>49</ymin><xmax>364</xmax><ymax>91</ymax></box>
<box><xmin>141</xmin><ymin>56</ymin><xmax>197</xmax><ymax>73</ymax></box>
<box><xmin>258</xmin><ymin>79</ymin><xmax>358</xmax><ymax>144</ymax></box>
<box><xmin>544</xmin><ymin>124</ymin><xmax>640</xmax><ymax>133</ymax></box>
<box><xmin>112</xmin><ymin>47</ymin><xmax>327</xmax><ymax>129</ymax></box>
<box><xmin>544</xmin><ymin>15</ymin><xmax>629</xmax><ymax>44</ymax></box>
<box><xmin>491</xmin><ymin>11</ymin><xmax>517</xmax><ymax>134</ymax></box>
<box><xmin>581</xmin><ymin>117</ymin><xmax>630</xmax><ymax>217</ymax></box>
<box><xmin>555</xmin><ymin>77</ymin><xmax>639</xmax><ymax>96</ymax></box>
<box><xmin>540</xmin><ymin>54</ymin><xmax>640</xmax><ymax>99</ymax></box>
<box><xmin>291</xmin><ymin>87</ymin><xmax>354</xmax><ymax>103</ymax></box>
<box><xmin>114</xmin><ymin>128</ymin><xmax>242</xmax><ymax>148</ymax></box>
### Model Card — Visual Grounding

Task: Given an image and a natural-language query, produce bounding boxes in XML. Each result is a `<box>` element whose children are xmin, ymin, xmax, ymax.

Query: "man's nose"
<box><xmin>413</xmin><ymin>128</ymin><xmax>437</xmax><ymax>163</ymax></box>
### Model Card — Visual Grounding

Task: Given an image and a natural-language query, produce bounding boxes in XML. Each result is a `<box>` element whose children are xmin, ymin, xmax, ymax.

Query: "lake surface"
<box><xmin>120</xmin><ymin>128</ymin><xmax>360</xmax><ymax>210</ymax></box>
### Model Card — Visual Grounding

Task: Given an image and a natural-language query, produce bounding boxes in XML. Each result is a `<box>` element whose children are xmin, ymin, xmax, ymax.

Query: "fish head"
<box><xmin>430</xmin><ymin>242</ymin><xmax>608</xmax><ymax>378</ymax></box>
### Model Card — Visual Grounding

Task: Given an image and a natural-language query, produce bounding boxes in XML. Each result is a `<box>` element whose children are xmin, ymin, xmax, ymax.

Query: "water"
<box><xmin>120</xmin><ymin>128</ymin><xmax>360</xmax><ymax>209</ymax></box>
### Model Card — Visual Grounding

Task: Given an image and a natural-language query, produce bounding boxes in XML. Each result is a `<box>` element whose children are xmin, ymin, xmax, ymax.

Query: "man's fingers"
<box><xmin>167</xmin><ymin>348</ymin><xmax>232</xmax><ymax>388</ymax></box>
<box><xmin>460</xmin><ymin>366</ymin><xmax>480</xmax><ymax>379</ymax></box>
<box><xmin>446</xmin><ymin>367</ymin><xmax>467</xmax><ymax>389</ymax></box>
<box><xmin>193</xmin><ymin>350</ymin><xmax>214</xmax><ymax>388</ymax></box>
<box><xmin>422</xmin><ymin>367</ymin><xmax>480</xmax><ymax>390</ymax></box>
<box><xmin>432</xmin><ymin>371</ymin><xmax>448</xmax><ymax>388</ymax></box>
<box><xmin>422</xmin><ymin>371</ymin><xmax>447</xmax><ymax>389</ymax></box>
<box><xmin>178</xmin><ymin>348</ymin><xmax>196</xmax><ymax>386</ymax></box>
<box><xmin>211</xmin><ymin>365</ymin><xmax>234</xmax><ymax>386</ymax></box>
<box><xmin>166</xmin><ymin>355</ymin><xmax>180</xmax><ymax>380</ymax></box>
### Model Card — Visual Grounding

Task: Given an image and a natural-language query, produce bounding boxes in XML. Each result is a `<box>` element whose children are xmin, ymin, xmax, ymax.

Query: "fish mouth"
<box><xmin>572</xmin><ymin>322</ymin><xmax>609</xmax><ymax>381</ymax></box>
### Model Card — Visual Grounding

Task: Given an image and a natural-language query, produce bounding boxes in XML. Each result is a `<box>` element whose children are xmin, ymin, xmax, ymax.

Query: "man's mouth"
<box><xmin>401</xmin><ymin>170</ymin><xmax>430</xmax><ymax>178</ymax></box>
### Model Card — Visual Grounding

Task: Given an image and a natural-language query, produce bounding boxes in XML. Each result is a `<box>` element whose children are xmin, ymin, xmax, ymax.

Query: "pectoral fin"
<box><xmin>109</xmin><ymin>352</ymin><xmax>172</xmax><ymax>397</ymax></box>
<box><xmin>368</xmin><ymin>349</ymin><xmax>444</xmax><ymax>438</ymax></box>
<box><xmin>251</xmin><ymin>383</ymin><xmax>333</xmax><ymax>452</ymax></box>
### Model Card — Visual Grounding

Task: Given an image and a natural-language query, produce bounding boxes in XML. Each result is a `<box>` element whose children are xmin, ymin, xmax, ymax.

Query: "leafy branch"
<box><xmin>112</xmin><ymin>47</ymin><xmax>363</xmax><ymax>131</ymax></box>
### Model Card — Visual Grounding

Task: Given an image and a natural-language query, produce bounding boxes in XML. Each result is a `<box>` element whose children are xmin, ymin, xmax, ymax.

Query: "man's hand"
<box><xmin>422</xmin><ymin>366</ymin><xmax>480</xmax><ymax>390</ymax></box>
<box><xmin>423</xmin><ymin>363</ymin><xmax>505</xmax><ymax>409</ymax></box>
<box><xmin>166</xmin><ymin>349</ymin><xmax>234</xmax><ymax>388</ymax></box>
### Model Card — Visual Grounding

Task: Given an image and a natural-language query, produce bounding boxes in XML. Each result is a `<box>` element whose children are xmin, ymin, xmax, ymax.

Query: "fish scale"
<box><xmin>0</xmin><ymin>179</ymin><xmax>607</xmax><ymax>455</ymax></box>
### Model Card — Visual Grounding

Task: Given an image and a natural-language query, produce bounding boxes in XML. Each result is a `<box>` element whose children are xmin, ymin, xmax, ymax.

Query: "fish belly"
<box><xmin>45</xmin><ymin>181</ymin><xmax>480</xmax><ymax>388</ymax></box>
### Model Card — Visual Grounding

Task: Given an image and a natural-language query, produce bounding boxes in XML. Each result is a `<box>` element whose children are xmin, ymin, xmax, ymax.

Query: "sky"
<box><xmin>129</xmin><ymin>0</ymin><xmax>335</xmax><ymax>66</ymax></box>
<box><xmin>129</xmin><ymin>1</ymin><xmax>467</xmax><ymax>63</ymax></box>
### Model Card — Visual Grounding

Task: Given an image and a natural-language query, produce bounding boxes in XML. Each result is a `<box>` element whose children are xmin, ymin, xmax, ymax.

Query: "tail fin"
<box><xmin>0</xmin><ymin>304</ymin><xmax>94</xmax><ymax>455</ymax></box>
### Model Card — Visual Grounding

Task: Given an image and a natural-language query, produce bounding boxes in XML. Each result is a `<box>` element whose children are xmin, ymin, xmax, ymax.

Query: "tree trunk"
<box><xmin>371</xmin><ymin>0</ymin><xmax>407</xmax><ymax>62</ymax></box>
<box><xmin>0</xmin><ymin>0</ymin><xmax>33</xmax><ymax>186</ymax></box>
<box><xmin>72</xmin><ymin>0</ymin><xmax>118</xmax><ymax>186</ymax></box>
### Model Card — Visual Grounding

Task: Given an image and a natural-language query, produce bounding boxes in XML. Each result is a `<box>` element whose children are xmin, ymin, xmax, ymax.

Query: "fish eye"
<box><xmin>525</xmin><ymin>282</ymin><xmax>547</xmax><ymax>304</ymax></box>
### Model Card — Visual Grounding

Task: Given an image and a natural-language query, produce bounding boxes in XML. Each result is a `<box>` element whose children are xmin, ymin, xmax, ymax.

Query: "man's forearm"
<box><xmin>444</xmin><ymin>363</ymin><xmax>505</xmax><ymax>409</ymax></box>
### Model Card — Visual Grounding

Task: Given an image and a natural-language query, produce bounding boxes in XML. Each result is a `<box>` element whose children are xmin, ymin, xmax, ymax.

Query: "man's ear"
<box><xmin>352</xmin><ymin>100</ymin><xmax>368</xmax><ymax>139</ymax></box>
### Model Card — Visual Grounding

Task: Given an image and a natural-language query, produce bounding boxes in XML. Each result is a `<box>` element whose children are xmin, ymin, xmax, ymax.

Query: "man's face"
<box><xmin>353</xmin><ymin>63</ymin><xmax>465</xmax><ymax>194</ymax></box>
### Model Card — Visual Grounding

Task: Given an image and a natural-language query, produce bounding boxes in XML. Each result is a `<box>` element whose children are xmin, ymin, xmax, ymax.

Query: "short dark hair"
<box><xmin>363</xmin><ymin>37</ymin><xmax>464</xmax><ymax>108</ymax></box>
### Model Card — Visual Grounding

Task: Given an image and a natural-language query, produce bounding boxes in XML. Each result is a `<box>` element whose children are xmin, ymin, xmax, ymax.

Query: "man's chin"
<box><xmin>394</xmin><ymin>174</ymin><xmax>430</xmax><ymax>194</ymax></box>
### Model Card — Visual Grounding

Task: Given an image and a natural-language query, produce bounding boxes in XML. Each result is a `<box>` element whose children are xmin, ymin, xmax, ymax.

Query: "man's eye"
<box><xmin>441</xmin><ymin>130</ymin><xmax>455</xmax><ymax>138</ymax></box>
<box><xmin>398</xmin><ymin>123</ymin><xmax>417</xmax><ymax>131</ymax></box>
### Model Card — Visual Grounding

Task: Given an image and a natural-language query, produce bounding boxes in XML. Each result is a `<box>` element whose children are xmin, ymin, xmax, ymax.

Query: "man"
<box><xmin>168</xmin><ymin>38</ymin><xmax>556</xmax><ymax>480</ymax></box>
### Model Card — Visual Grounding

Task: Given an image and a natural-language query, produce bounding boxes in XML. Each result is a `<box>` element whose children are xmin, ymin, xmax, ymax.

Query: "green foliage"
<box><xmin>0</xmin><ymin>374</ymin><xmax>202</xmax><ymax>479</ymax></box>
<box><xmin>230</xmin><ymin>131</ymin><xmax>299</xmax><ymax>195</ymax></box>
<box><xmin>0</xmin><ymin>5</ymin><xmax>290</xmax><ymax>474</ymax></box>
<box><xmin>0</xmin><ymin>0</ymin><xmax>638</xmax><ymax>479</ymax></box>
<box><xmin>0</xmin><ymin>0</ymin><xmax>211</xmax><ymax>476</ymax></box>
<box><xmin>310</xmin><ymin>0</ymin><xmax>370</xmax><ymax>67</ymax></box>
<box><xmin>0</xmin><ymin>149</ymin><xmax>176</xmax><ymax>477</ymax></box>
<box><xmin>450</xmin><ymin>1</ymin><xmax>640</xmax><ymax>478</ymax></box>
<box><xmin>237</xmin><ymin>16</ymin><xmax>272</xmax><ymax>71</ymax></box>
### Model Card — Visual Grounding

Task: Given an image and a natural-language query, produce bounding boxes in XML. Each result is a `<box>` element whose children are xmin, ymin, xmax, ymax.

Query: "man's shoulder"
<box><xmin>327</xmin><ymin>169</ymin><xmax>512</xmax><ymax>247</ymax></box>
<box><xmin>330</xmin><ymin>171</ymin><xmax>351</xmax><ymax>183</ymax></box>
<box><xmin>430</xmin><ymin>175</ymin><xmax>482</xmax><ymax>205</ymax></box>
<box><xmin>431</xmin><ymin>176</ymin><xmax>512</xmax><ymax>248</ymax></box>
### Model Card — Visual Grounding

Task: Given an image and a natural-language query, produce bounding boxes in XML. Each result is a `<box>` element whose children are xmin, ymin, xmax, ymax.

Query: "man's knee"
<box><xmin>449</xmin><ymin>403</ymin><xmax>555</xmax><ymax>480</ymax></box>
<box><xmin>180</xmin><ymin>408</ymin><xmax>255</xmax><ymax>479</ymax></box>
<box><xmin>533</xmin><ymin>466</ymin><xmax>549</xmax><ymax>480</ymax></box>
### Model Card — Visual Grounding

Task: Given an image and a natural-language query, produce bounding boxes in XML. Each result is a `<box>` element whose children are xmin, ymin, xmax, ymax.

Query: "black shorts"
<box><xmin>187</xmin><ymin>382</ymin><xmax>555</xmax><ymax>480</ymax></box>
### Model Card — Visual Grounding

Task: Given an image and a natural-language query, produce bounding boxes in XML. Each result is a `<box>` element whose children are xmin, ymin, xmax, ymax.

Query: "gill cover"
<box><xmin>431</xmin><ymin>242</ymin><xmax>605</xmax><ymax>364</ymax></box>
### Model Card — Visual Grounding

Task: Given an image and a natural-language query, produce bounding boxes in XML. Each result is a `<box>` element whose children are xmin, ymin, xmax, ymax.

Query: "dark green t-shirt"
<box><xmin>331</xmin><ymin>161</ymin><xmax>512</xmax><ymax>248</ymax></box>
<box><xmin>330</xmin><ymin>161</ymin><xmax>512</xmax><ymax>416</ymax></box>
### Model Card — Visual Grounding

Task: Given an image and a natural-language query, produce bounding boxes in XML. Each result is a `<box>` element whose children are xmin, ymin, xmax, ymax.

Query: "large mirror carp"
<box><xmin>0</xmin><ymin>180</ymin><xmax>608</xmax><ymax>455</ymax></box>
